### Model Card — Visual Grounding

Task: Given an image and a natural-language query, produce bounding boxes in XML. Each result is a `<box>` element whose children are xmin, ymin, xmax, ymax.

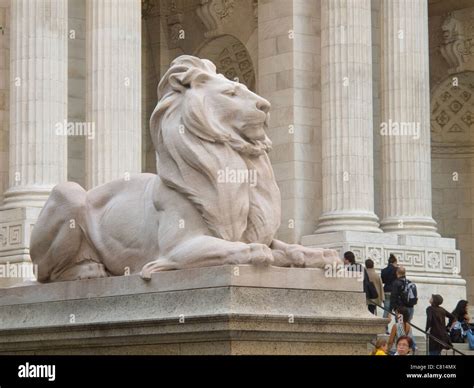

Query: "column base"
<box><xmin>2</xmin><ymin>186</ymin><xmax>53</xmax><ymax>209</ymax></box>
<box><xmin>301</xmin><ymin>230</ymin><xmax>466</xmax><ymax>331</ymax></box>
<box><xmin>380</xmin><ymin>216</ymin><xmax>440</xmax><ymax>237</ymax></box>
<box><xmin>315</xmin><ymin>211</ymin><xmax>382</xmax><ymax>234</ymax></box>
<box><xmin>0</xmin><ymin>207</ymin><xmax>41</xmax><ymax>287</ymax></box>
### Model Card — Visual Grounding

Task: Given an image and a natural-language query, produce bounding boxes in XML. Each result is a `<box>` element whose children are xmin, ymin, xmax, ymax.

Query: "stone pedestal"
<box><xmin>0</xmin><ymin>208</ymin><xmax>40</xmax><ymax>288</ymax></box>
<box><xmin>0</xmin><ymin>265</ymin><xmax>386</xmax><ymax>355</ymax></box>
<box><xmin>302</xmin><ymin>231</ymin><xmax>466</xmax><ymax>331</ymax></box>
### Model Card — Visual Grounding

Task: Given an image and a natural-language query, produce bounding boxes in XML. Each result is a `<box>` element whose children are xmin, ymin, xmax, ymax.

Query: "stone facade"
<box><xmin>257</xmin><ymin>0</ymin><xmax>322</xmax><ymax>242</ymax></box>
<box><xmin>0</xmin><ymin>0</ymin><xmax>472</xmax><ymax>330</ymax></box>
<box><xmin>428</xmin><ymin>1</ymin><xmax>474</xmax><ymax>303</ymax></box>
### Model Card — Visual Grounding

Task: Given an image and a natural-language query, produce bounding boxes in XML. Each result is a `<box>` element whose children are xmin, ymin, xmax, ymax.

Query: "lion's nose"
<box><xmin>256</xmin><ymin>98</ymin><xmax>271</xmax><ymax>114</ymax></box>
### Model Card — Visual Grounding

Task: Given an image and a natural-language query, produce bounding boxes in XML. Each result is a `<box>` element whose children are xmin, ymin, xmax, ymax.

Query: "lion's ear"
<box><xmin>168</xmin><ymin>73</ymin><xmax>189</xmax><ymax>93</ymax></box>
<box><xmin>169</xmin><ymin>70</ymin><xmax>211</xmax><ymax>93</ymax></box>
<box><xmin>189</xmin><ymin>72</ymin><xmax>211</xmax><ymax>87</ymax></box>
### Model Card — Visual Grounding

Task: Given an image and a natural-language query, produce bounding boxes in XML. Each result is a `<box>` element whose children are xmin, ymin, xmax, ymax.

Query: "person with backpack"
<box><xmin>426</xmin><ymin>294</ymin><xmax>455</xmax><ymax>355</ymax></box>
<box><xmin>390</xmin><ymin>266</ymin><xmax>417</xmax><ymax>322</ymax></box>
<box><xmin>381</xmin><ymin>254</ymin><xmax>398</xmax><ymax>318</ymax></box>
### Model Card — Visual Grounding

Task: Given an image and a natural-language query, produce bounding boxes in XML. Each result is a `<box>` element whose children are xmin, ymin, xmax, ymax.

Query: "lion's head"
<box><xmin>150</xmin><ymin>55</ymin><xmax>281</xmax><ymax>244</ymax></box>
<box><xmin>151</xmin><ymin>55</ymin><xmax>273</xmax><ymax>155</ymax></box>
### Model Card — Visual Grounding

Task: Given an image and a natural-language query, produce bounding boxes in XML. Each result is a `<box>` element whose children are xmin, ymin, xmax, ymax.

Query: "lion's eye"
<box><xmin>223</xmin><ymin>89</ymin><xmax>236</xmax><ymax>97</ymax></box>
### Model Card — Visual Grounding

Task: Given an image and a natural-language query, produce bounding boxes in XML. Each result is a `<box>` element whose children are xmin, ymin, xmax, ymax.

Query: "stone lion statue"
<box><xmin>30</xmin><ymin>55</ymin><xmax>340</xmax><ymax>282</ymax></box>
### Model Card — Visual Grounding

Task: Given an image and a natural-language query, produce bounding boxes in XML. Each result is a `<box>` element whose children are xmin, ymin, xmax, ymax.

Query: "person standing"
<box><xmin>365</xmin><ymin>259</ymin><xmax>384</xmax><ymax>315</ymax></box>
<box><xmin>426</xmin><ymin>294</ymin><xmax>455</xmax><ymax>356</ymax></box>
<box><xmin>381</xmin><ymin>254</ymin><xmax>398</xmax><ymax>318</ymax></box>
<box><xmin>344</xmin><ymin>251</ymin><xmax>372</xmax><ymax>314</ymax></box>
<box><xmin>390</xmin><ymin>266</ymin><xmax>417</xmax><ymax>322</ymax></box>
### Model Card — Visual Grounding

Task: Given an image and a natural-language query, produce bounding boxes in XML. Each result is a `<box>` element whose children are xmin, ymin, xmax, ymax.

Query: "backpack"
<box><xmin>400</xmin><ymin>279</ymin><xmax>418</xmax><ymax>307</ymax></box>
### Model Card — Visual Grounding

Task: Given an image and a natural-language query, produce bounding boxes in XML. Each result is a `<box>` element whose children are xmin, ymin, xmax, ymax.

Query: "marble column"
<box><xmin>85</xmin><ymin>0</ymin><xmax>141</xmax><ymax>188</ymax></box>
<box><xmin>380</xmin><ymin>0</ymin><xmax>438</xmax><ymax>236</ymax></box>
<box><xmin>3</xmin><ymin>0</ymin><xmax>68</xmax><ymax>209</ymax></box>
<box><xmin>316</xmin><ymin>0</ymin><xmax>381</xmax><ymax>233</ymax></box>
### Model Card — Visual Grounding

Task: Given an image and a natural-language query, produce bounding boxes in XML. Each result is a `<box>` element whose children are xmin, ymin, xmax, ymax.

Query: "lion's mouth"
<box><xmin>240</xmin><ymin>123</ymin><xmax>267</xmax><ymax>141</ymax></box>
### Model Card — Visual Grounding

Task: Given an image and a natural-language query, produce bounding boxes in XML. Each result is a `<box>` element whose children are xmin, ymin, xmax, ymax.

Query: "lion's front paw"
<box><xmin>321</xmin><ymin>248</ymin><xmax>342</xmax><ymax>267</ymax></box>
<box><xmin>140</xmin><ymin>258</ymin><xmax>176</xmax><ymax>280</ymax></box>
<box><xmin>249</xmin><ymin>243</ymin><xmax>274</xmax><ymax>266</ymax></box>
<box><xmin>285</xmin><ymin>245</ymin><xmax>341</xmax><ymax>269</ymax></box>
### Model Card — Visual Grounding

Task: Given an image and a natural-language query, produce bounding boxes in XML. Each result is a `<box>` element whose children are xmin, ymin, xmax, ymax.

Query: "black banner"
<box><xmin>0</xmin><ymin>356</ymin><xmax>472</xmax><ymax>387</ymax></box>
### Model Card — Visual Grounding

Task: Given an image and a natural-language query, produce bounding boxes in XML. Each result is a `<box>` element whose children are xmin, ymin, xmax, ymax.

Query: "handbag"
<box><xmin>367</xmin><ymin>281</ymin><xmax>378</xmax><ymax>300</ymax></box>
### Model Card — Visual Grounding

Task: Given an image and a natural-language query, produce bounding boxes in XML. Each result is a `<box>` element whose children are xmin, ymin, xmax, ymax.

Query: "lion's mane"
<box><xmin>150</xmin><ymin>55</ymin><xmax>281</xmax><ymax>244</ymax></box>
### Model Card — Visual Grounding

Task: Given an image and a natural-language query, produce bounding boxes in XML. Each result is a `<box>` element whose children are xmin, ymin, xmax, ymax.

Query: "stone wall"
<box><xmin>429</xmin><ymin>5</ymin><xmax>474</xmax><ymax>302</ymax></box>
<box><xmin>0</xmin><ymin>0</ymin><xmax>9</xmax><ymax>205</ymax></box>
<box><xmin>258</xmin><ymin>0</ymin><xmax>322</xmax><ymax>243</ymax></box>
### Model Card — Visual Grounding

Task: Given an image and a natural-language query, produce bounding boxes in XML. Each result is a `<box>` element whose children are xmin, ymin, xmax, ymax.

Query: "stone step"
<box><xmin>451</xmin><ymin>343</ymin><xmax>474</xmax><ymax>355</ymax></box>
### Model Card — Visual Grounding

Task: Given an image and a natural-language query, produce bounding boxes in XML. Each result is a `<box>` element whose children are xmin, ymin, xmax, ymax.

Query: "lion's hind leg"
<box><xmin>30</xmin><ymin>182</ymin><xmax>107</xmax><ymax>282</ymax></box>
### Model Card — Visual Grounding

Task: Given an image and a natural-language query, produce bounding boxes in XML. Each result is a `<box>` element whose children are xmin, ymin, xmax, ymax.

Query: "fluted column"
<box><xmin>380</xmin><ymin>0</ymin><xmax>438</xmax><ymax>236</ymax></box>
<box><xmin>3</xmin><ymin>0</ymin><xmax>68</xmax><ymax>208</ymax></box>
<box><xmin>86</xmin><ymin>0</ymin><xmax>141</xmax><ymax>188</ymax></box>
<box><xmin>316</xmin><ymin>0</ymin><xmax>381</xmax><ymax>233</ymax></box>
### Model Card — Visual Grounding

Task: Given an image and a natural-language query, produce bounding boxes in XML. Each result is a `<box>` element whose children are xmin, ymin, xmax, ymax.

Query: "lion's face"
<box><xmin>186</xmin><ymin>74</ymin><xmax>271</xmax><ymax>143</ymax></box>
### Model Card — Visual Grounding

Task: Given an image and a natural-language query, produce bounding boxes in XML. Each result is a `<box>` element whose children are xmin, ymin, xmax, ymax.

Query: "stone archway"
<box><xmin>195</xmin><ymin>34</ymin><xmax>256</xmax><ymax>91</ymax></box>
